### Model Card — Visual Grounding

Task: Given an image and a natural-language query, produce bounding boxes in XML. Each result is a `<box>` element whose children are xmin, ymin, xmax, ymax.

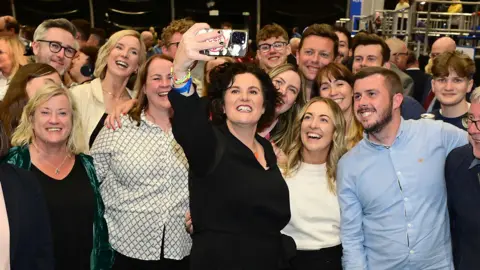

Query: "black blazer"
<box><xmin>445</xmin><ymin>144</ymin><xmax>480</xmax><ymax>270</ymax></box>
<box><xmin>0</xmin><ymin>164</ymin><xmax>53</xmax><ymax>270</ymax></box>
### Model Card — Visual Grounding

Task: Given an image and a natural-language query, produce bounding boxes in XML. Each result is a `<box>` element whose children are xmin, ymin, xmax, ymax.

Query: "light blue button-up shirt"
<box><xmin>337</xmin><ymin>118</ymin><xmax>468</xmax><ymax>270</ymax></box>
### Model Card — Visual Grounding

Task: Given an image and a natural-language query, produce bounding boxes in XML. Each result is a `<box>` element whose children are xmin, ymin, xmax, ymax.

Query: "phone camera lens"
<box><xmin>232</xmin><ymin>32</ymin><xmax>246</xmax><ymax>44</ymax></box>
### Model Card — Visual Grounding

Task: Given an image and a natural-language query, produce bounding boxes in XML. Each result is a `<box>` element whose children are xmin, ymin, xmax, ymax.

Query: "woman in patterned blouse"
<box><xmin>90</xmin><ymin>54</ymin><xmax>191</xmax><ymax>270</ymax></box>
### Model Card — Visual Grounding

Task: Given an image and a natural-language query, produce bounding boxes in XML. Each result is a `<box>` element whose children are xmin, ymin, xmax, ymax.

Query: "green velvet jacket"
<box><xmin>1</xmin><ymin>146</ymin><xmax>115</xmax><ymax>270</ymax></box>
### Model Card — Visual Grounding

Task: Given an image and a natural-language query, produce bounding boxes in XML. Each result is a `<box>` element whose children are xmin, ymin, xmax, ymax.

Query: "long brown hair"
<box><xmin>129</xmin><ymin>54</ymin><xmax>173</xmax><ymax>125</ymax></box>
<box><xmin>0</xmin><ymin>63</ymin><xmax>58</xmax><ymax>139</ymax></box>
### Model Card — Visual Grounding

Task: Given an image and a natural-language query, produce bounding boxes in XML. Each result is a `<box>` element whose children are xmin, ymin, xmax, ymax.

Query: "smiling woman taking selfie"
<box><xmin>167</xmin><ymin>23</ymin><xmax>295</xmax><ymax>269</ymax></box>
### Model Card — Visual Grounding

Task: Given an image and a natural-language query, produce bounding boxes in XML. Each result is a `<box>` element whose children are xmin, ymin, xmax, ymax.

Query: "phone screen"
<box><xmin>198</xmin><ymin>29</ymin><xmax>248</xmax><ymax>57</ymax></box>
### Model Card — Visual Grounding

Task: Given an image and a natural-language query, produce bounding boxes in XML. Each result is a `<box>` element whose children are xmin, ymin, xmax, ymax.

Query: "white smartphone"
<box><xmin>197</xmin><ymin>28</ymin><xmax>249</xmax><ymax>57</ymax></box>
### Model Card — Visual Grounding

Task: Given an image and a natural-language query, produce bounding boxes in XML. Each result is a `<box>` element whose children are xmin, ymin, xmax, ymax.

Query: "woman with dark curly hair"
<box><xmin>167</xmin><ymin>23</ymin><xmax>296</xmax><ymax>270</ymax></box>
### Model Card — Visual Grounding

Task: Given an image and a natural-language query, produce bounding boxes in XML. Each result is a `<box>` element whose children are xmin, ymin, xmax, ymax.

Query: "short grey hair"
<box><xmin>33</xmin><ymin>18</ymin><xmax>79</xmax><ymax>49</ymax></box>
<box><xmin>470</xmin><ymin>87</ymin><xmax>480</xmax><ymax>103</ymax></box>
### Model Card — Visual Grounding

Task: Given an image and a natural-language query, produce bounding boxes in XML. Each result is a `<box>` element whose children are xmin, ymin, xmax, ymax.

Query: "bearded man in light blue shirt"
<box><xmin>337</xmin><ymin>66</ymin><xmax>468</xmax><ymax>270</ymax></box>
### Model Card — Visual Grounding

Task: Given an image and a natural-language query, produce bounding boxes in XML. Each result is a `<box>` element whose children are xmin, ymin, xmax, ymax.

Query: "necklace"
<box><xmin>33</xmin><ymin>143</ymin><xmax>71</xmax><ymax>175</ymax></box>
<box><xmin>103</xmin><ymin>88</ymin><xmax>127</xmax><ymax>99</ymax></box>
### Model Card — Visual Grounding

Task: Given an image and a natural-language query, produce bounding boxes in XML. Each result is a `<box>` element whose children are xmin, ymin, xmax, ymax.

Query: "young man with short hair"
<box><xmin>430</xmin><ymin>51</ymin><xmax>475</xmax><ymax>130</ymax></box>
<box><xmin>256</xmin><ymin>23</ymin><xmax>291</xmax><ymax>73</ymax></box>
<box><xmin>161</xmin><ymin>19</ymin><xmax>195</xmax><ymax>59</ymax></box>
<box><xmin>338</xmin><ymin>66</ymin><xmax>467</xmax><ymax>270</ymax></box>
<box><xmin>296</xmin><ymin>24</ymin><xmax>338</xmax><ymax>99</ymax></box>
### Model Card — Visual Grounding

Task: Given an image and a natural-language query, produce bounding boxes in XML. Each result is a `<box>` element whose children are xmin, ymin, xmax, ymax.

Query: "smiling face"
<box><xmin>144</xmin><ymin>58</ymin><xmax>173</xmax><ymax>111</ymax></box>
<box><xmin>33</xmin><ymin>27</ymin><xmax>76</xmax><ymax>75</ymax></box>
<box><xmin>335</xmin><ymin>31</ymin><xmax>350</xmax><ymax>64</ymax></box>
<box><xmin>297</xmin><ymin>36</ymin><xmax>335</xmax><ymax>81</ymax></box>
<box><xmin>0</xmin><ymin>39</ymin><xmax>13</xmax><ymax>76</ymax></box>
<box><xmin>467</xmin><ymin>102</ymin><xmax>480</xmax><ymax>158</ymax></box>
<box><xmin>319</xmin><ymin>75</ymin><xmax>353</xmax><ymax>113</ymax></box>
<box><xmin>301</xmin><ymin>101</ymin><xmax>335</xmax><ymax>154</ymax></box>
<box><xmin>257</xmin><ymin>36</ymin><xmax>290</xmax><ymax>71</ymax></box>
<box><xmin>32</xmin><ymin>94</ymin><xmax>72</xmax><ymax>147</ymax></box>
<box><xmin>223</xmin><ymin>73</ymin><xmax>265</xmax><ymax>128</ymax></box>
<box><xmin>106</xmin><ymin>35</ymin><xmax>141</xmax><ymax>78</ymax></box>
<box><xmin>272</xmin><ymin>70</ymin><xmax>301</xmax><ymax>115</ymax></box>
<box><xmin>352</xmin><ymin>44</ymin><xmax>384</xmax><ymax>74</ymax></box>
<box><xmin>432</xmin><ymin>69</ymin><xmax>473</xmax><ymax>107</ymax></box>
<box><xmin>353</xmin><ymin>74</ymin><xmax>397</xmax><ymax>133</ymax></box>
<box><xmin>25</xmin><ymin>72</ymin><xmax>62</xmax><ymax>98</ymax></box>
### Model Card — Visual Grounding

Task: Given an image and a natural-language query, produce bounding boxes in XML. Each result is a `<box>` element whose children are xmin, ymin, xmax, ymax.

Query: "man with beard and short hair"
<box><xmin>32</xmin><ymin>18</ymin><xmax>78</xmax><ymax>78</ymax></box>
<box><xmin>337</xmin><ymin>66</ymin><xmax>467</xmax><ymax>270</ymax></box>
<box><xmin>297</xmin><ymin>23</ymin><xmax>338</xmax><ymax>99</ymax></box>
<box><xmin>445</xmin><ymin>87</ymin><xmax>480</xmax><ymax>270</ymax></box>
<box><xmin>256</xmin><ymin>23</ymin><xmax>291</xmax><ymax>73</ymax></box>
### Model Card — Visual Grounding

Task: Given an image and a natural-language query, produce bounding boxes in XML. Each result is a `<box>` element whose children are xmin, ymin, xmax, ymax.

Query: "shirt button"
<box><xmin>404</xmin><ymin>197</ymin><xmax>409</xmax><ymax>202</ymax></box>
<box><xmin>397</xmin><ymin>171</ymin><xmax>401</xmax><ymax>176</ymax></box>
<box><xmin>408</xmin><ymin>223</ymin><xmax>412</xmax><ymax>228</ymax></box>
<box><xmin>410</xmin><ymin>250</ymin><xmax>415</xmax><ymax>254</ymax></box>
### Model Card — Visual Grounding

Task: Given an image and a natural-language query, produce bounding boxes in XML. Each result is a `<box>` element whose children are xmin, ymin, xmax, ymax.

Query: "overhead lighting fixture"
<box><xmin>206</xmin><ymin>1</ymin><xmax>216</xmax><ymax>8</ymax></box>
<box><xmin>209</xmin><ymin>10</ymin><xmax>219</xmax><ymax>16</ymax></box>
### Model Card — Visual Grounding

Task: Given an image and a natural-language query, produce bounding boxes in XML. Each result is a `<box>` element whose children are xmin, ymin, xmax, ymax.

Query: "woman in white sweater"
<box><xmin>281</xmin><ymin>97</ymin><xmax>347</xmax><ymax>269</ymax></box>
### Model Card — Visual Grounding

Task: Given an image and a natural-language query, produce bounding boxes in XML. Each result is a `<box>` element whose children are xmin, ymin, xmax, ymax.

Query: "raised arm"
<box><xmin>168</xmin><ymin>23</ymin><xmax>225</xmax><ymax>177</ymax></box>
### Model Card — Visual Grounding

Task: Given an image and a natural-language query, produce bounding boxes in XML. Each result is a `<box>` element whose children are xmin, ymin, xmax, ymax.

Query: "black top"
<box><xmin>89</xmin><ymin>113</ymin><xmax>108</xmax><ymax>148</ymax></box>
<box><xmin>0</xmin><ymin>164</ymin><xmax>53</xmax><ymax>270</ymax></box>
<box><xmin>168</xmin><ymin>90</ymin><xmax>295</xmax><ymax>270</ymax></box>
<box><xmin>31</xmin><ymin>156</ymin><xmax>95</xmax><ymax>270</ymax></box>
<box><xmin>405</xmin><ymin>69</ymin><xmax>432</xmax><ymax>104</ymax></box>
<box><xmin>445</xmin><ymin>144</ymin><xmax>480</xmax><ymax>270</ymax></box>
<box><xmin>432</xmin><ymin>109</ymin><xmax>467</xmax><ymax>130</ymax></box>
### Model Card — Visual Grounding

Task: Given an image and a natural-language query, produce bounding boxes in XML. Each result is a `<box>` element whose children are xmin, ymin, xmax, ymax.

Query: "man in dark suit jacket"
<box><xmin>445</xmin><ymin>90</ymin><xmax>480</xmax><ymax>270</ymax></box>
<box><xmin>405</xmin><ymin>51</ymin><xmax>432</xmax><ymax>104</ymax></box>
<box><xmin>0</xmin><ymin>163</ymin><xmax>53</xmax><ymax>270</ymax></box>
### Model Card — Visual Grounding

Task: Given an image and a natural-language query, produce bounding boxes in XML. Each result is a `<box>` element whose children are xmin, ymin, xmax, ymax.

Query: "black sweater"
<box><xmin>169</xmin><ymin>90</ymin><xmax>295</xmax><ymax>270</ymax></box>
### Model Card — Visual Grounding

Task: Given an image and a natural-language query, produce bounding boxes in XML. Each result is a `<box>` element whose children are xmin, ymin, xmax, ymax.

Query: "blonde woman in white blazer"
<box><xmin>71</xmin><ymin>30</ymin><xmax>146</xmax><ymax>147</ymax></box>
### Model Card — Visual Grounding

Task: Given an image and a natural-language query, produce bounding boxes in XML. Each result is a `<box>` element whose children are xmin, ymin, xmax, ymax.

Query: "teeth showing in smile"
<box><xmin>47</xmin><ymin>128</ymin><xmax>61</xmax><ymax>132</ymax></box>
<box><xmin>116</xmin><ymin>60</ymin><xmax>129</xmax><ymax>68</ymax></box>
<box><xmin>333</xmin><ymin>98</ymin><xmax>343</xmax><ymax>104</ymax></box>
<box><xmin>157</xmin><ymin>92</ymin><xmax>168</xmax><ymax>96</ymax></box>
<box><xmin>307</xmin><ymin>132</ymin><xmax>321</xmax><ymax>139</ymax></box>
<box><xmin>237</xmin><ymin>105</ymin><xmax>252</xmax><ymax>112</ymax></box>
<box><xmin>361</xmin><ymin>111</ymin><xmax>373</xmax><ymax>117</ymax></box>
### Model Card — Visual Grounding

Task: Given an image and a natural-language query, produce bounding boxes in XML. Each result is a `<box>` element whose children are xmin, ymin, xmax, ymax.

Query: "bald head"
<box><xmin>431</xmin><ymin>37</ymin><xmax>456</xmax><ymax>59</ymax></box>
<box><xmin>385</xmin><ymin>38</ymin><xmax>408</xmax><ymax>70</ymax></box>
<box><xmin>289</xmin><ymin>37</ymin><xmax>301</xmax><ymax>55</ymax></box>
<box><xmin>141</xmin><ymin>31</ymin><xmax>154</xmax><ymax>50</ymax></box>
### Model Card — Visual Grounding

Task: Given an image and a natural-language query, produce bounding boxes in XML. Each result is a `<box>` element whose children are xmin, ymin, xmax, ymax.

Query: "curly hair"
<box><xmin>208</xmin><ymin>62</ymin><xmax>279</xmax><ymax>130</ymax></box>
<box><xmin>161</xmin><ymin>19</ymin><xmax>195</xmax><ymax>46</ymax></box>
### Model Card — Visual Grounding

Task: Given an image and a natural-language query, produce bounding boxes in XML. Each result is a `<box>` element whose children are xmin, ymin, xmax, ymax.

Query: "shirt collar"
<box><xmin>469</xmin><ymin>158</ymin><xmax>480</xmax><ymax>170</ymax></box>
<box><xmin>364</xmin><ymin>117</ymin><xmax>406</xmax><ymax>149</ymax></box>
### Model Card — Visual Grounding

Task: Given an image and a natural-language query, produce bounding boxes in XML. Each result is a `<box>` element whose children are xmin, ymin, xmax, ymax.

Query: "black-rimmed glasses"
<box><xmin>167</xmin><ymin>42</ymin><xmax>180</xmax><ymax>48</ymax></box>
<box><xmin>462</xmin><ymin>115</ymin><xmax>480</xmax><ymax>131</ymax></box>
<box><xmin>258</xmin><ymin>42</ymin><xmax>287</xmax><ymax>53</ymax></box>
<box><xmin>36</xmin><ymin>39</ymin><xmax>77</xmax><ymax>58</ymax></box>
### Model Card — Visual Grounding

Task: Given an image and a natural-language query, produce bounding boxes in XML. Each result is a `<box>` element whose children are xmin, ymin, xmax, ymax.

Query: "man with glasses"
<box><xmin>296</xmin><ymin>24</ymin><xmax>338</xmax><ymax>99</ymax></box>
<box><xmin>430</xmin><ymin>51</ymin><xmax>474</xmax><ymax>130</ymax></box>
<box><xmin>445</xmin><ymin>86</ymin><xmax>480</xmax><ymax>270</ymax></box>
<box><xmin>32</xmin><ymin>18</ymin><xmax>78</xmax><ymax>77</ymax></box>
<box><xmin>256</xmin><ymin>23</ymin><xmax>291</xmax><ymax>73</ymax></box>
<box><xmin>386</xmin><ymin>38</ymin><xmax>408</xmax><ymax>71</ymax></box>
<box><xmin>161</xmin><ymin>19</ymin><xmax>194</xmax><ymax>59</ymax></box>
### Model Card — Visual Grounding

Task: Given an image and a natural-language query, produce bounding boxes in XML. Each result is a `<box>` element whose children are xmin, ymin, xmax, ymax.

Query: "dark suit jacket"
<box><xmin>445</xmin><ymin>144</ymin><xmax>480</xmax><ymax>270</ymax></box>
<box><xmin>390</xmin><ymin>63</ymin><xmax>414</xmax><ymax>96</ymax></box>
<box><xmin>0</xmin><ymin>164</ymin><xmax>53</xmax><ymax>270</ymax></box>
<box><xmin>405</xmin><ymin>68</ymin><xmax>432</xmax><ymax>104</ymax></box>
